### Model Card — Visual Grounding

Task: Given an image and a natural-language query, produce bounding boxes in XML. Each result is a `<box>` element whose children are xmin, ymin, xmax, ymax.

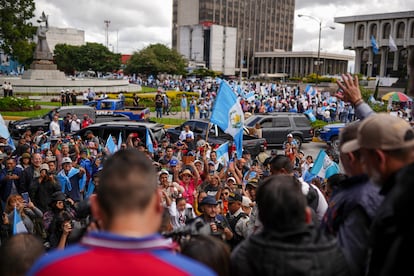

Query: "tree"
<box><xmin>54</xmin><ymin>42</ymin><xmax>121</xmax><ymax>74</ymax></box>
<box><xmin>125</xmin><ymin>44</ymin><xmax>187</xmax><ymax>76</ymax></box>
<box><xmin>0</xmin><ymin>0</ymin><xmax>36</xmax><ymax>66</ymax></box>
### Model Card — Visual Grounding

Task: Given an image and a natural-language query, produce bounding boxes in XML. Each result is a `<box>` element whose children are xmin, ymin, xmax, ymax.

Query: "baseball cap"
<box><xmin>170</xmin><ymin>159</ymin><xmax>178</xmax><ymax>167</ymax></box>
<box><xmin>228</xmin><ymin>192</ymin><xmax>243</xmax><ymax>203</ymax></box>
<box><xmin>159</xmin><ymin>169</ymin><xmax>169</xmax><ymax>177</ymax></box>
<box><xmin>246</xmin><ymin>178</ymin><xmax>259</xmax><ymax>189</ymax></box>
<box><xmin>341</xmin><ymin>113</ymin><xmax>414</xmax><ymax>153</ymax></box>
<box><xmin>186</xmin><ymin>133</ymin><xmax>192</xmax><ymax>138</ymax></box>
<box><xmin>227</xmin><ymin>177</ymin><xmax>236</xmax><ymax>183</ymax></box>
<box><xmin>199</xmin><ymin>196</ymin><xmax>218</xmax><ymax>206</ymax></box>
<box><xmin>242</xmin><ymin>196</ymin><xmax>252</xmax><ymax>207</ymax></box>
<box><xmin>208</xmin><ymin>161</ymin><xmax>215</xmax><ymax>166</ymax></box>
<box><xmin>84</xmin><ymin>130</ymin><xmax>93</xmax><ymax>137</ymax></box>
<box><xmin>40</xmin><ymin>163</ymin><xmax>49</xmax><ymax>172</ymax></box>
<box><xmin>287</xmin><ymin>133</ymin><xmax>293</xmax><ymax>138</ymax></box>
<box><xmin>62</xmin><ymin>157</ymin><xmax>72</xmax><ymax>164</ymax></box>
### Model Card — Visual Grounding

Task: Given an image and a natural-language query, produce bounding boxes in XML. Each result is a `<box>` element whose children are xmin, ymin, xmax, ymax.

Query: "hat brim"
<box><xmin>341</xmin><ymin>139</ymin><xmax>360</xmax><ymax>154</ymax></box>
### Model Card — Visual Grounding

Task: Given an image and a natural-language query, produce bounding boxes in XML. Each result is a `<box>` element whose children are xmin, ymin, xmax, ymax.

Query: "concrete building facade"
<box><xmin>253</xmin><ymin>51</ymin><xmax>353</xmax><ymax>79</ymax></box>
<box><xmin>335</xmin><ymin>11</ymin><xmax>414</xmax><ymax>79</ymax></box>
<box><xmin>172</xmin><ymin>0</ymin><xmax>295</xmax><ymax>76</ymax></box>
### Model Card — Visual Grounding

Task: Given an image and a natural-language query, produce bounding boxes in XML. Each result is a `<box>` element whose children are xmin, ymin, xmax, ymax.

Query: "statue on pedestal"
<box><xmin>33</xmin><ymin>12</ymin><xmax>54</xmax><ymax>62</ymax></box>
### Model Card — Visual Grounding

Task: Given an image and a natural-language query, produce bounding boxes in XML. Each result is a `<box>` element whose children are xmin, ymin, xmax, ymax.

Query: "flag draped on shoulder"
<box><xmin>371</xmin><ymin>35</ymin><xmax>379</xmax><ymax>55</ymax></box>
<box><xmin>389</xmin><ymin>34</ymin><xmax>397</xmax><ymax>52</ymax></box>
<box><xmin>146</xmin><ymin>129</ymin><xmax>154</xmax><ymax>153</ymax></box>
<box><xmin>210</xmin><ymin>81</ymin><xmax>244</xmax><ymax>159</ymax></box>
<box><xmin>310</xmin><ymin>149</ymin><xmax>341</xmax><ymax>179</ymax></box>
<box><xmin>13</xmin><ymin>206</ymin><xmax>28</xmax><ymax>235</ymax></box>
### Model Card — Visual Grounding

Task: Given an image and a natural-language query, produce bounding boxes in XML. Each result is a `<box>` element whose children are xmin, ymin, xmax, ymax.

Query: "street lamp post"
<box><xmin>239</xmin><ymin>37</ymin><xmax>244</xmax><ymax>85</ymax></box>
<box><xmin>298</xmin><ymin>14</ymin><xmax>335</xmax><ymax>85</ymax></box>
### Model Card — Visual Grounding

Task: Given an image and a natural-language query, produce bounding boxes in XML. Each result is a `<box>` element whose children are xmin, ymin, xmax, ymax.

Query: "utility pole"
<box><xmin>104</xmin><ymin>20</ymin><xmax>111</xmax><ymax>49</ymax></box>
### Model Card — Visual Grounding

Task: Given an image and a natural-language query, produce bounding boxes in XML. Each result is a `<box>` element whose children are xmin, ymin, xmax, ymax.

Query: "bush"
<box><xmin>0</xmin><ymin>97</ymin><xmax>40</xmax><ymax>111</ymax></box>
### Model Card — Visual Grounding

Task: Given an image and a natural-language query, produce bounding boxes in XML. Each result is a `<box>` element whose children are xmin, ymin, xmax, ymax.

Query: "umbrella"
<box><xmin>381</xmin><ymin>91</ymin><xmax>412</xmax><ymax>102</ymax></box>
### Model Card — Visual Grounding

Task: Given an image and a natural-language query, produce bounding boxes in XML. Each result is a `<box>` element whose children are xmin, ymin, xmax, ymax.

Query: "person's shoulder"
<box><xmin>155</xmin><ymin>250</ymin><xmax>216</xmax><ymax>275</ymax></box>
<box><xmin>28</xmin><ymin>244</ymin><xmax>89</xmax><ymax>275</ymax></box>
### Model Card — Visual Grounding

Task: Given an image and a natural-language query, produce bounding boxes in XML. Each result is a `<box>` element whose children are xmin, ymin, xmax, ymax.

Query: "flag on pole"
<box><xmin>210</xmin><ymin>81</ymin><xmax>244</xmax><ymax>159</ymax></box>
<box><xmin>146</xmin><ymin>129</ymin><xmax>154</xmax><ymax>153</ymax></box>
<box><xmin>310</xmin><ymin>149</ymin><xmax>341</xmax><ymax>179</ymax></box>
<box><xmin>105</xmin><ymin>134</ymin><xmax>116</xmax><ymax>154</ymax></box>
<box><xmin>389</xmin><ymin>34</ymin><xmax>397</xmax><ymax>52</ymax></box>
<box><xmin>371</xmin><ymin>35</ymin><xmax>379</xmax><ymax>55</ymax></box>
<box><xmin>215</xmin><ymin>142</ymin><xmax>229</xmax><ymax>166</ymax></box>
<box><xmin>305</xmin><ymin>85</ymin><xmax>317</xmax><ymax>97</ymax></box>
<box><xmin>13</xmin><ymin>206</ymin><xmax>28</xmax><ymax>235</ymax></box>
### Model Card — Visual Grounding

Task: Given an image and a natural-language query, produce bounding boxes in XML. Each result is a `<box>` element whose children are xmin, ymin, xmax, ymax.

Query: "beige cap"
<box><xmin>341</xmin><ymin>113</ymin><xmax>414</xmax><ymax>153</ymax></box>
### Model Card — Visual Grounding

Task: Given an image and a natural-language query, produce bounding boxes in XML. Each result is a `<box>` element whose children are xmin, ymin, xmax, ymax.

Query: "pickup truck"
<box><xmin>8</xmin><ymin>105</ymin><xmax>131</xmax><ymax>139</ymax></box>
<box><xmin>87</xmin><ymin>99</ymin><xmax>150</xmax><ymax>121</ymax></box>
<box><xmin>166</xmin><ymin>119</ymin><xmax>268</xmax><ymax>158</ymax></box>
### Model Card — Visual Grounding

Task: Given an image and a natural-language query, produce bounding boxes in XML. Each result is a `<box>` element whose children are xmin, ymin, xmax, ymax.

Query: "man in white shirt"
<box><xmin>70</xmin><ymin>114</ymin><xmax>81</xmax><ymax>132</ymax></box>
<box><xmin>49</xmin><ymin>115</ymin><xmax>61</xmax><ymax>137</ymax></box>
<box><xmin>179</xmin><ymin>125</ymin><xmax>194</xmax><ymax>141</ymax></box>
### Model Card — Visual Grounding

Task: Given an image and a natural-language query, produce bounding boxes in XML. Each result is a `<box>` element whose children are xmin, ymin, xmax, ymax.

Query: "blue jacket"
<box><xmin>0</xmin><ymin>167</ymin><xmax>23</xmax><ymax>202</ymax></box>
<box><xmin>321</xmin><ymin>174</ymin><xmax>383</xmax><ymax>276</ymax></box>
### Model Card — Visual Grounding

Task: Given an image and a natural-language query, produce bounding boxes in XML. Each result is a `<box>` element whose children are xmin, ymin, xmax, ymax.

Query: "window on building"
<box><xmin>382</xmin><ymin>23</ymin><xmax>391</xmax><ymax>39</ymax></box>
<box><xmin>411</xmin><ymin>22</ymin><xmax>414</xmax><ymax>38</ymax></box>
<box><xmin>397</xmin><ymin>22</ymin><xmax>405</xmax><ymax>38</ymax></box>
<box><xmin>370</xmin><ymin>24</ymin><xmax>377</xmax><ymax>38</ymax></box>
<box><xmin>357</xmin><ymin>25</ymin><xmax>365</xmax><ymax>40</ymax></box>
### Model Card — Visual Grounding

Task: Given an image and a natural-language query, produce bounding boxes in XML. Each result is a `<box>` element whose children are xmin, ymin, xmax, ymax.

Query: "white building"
<box><xmin>178</xmin><ymin>24</ymin><xmax>237</xmax><ymax>75</ymax></box>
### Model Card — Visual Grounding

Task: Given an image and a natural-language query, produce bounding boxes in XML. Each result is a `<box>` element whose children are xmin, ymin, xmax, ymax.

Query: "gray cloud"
<box><xmin>34</xmin><ymin>0</ymin><xmax>414</xmax><ymax>57</ymax></box>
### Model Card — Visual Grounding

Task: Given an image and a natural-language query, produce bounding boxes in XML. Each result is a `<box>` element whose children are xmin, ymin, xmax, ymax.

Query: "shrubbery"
<box><xmin>0</xmin><ymin>97</ymin><xmax>40</xmax><ymax>111</ymax></box>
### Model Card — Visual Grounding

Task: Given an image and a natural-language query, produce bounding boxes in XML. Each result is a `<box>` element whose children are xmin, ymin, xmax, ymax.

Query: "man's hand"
<box><xmin>336</xmin><ymin>73</ymin><xmax>363</xmax><ymax>105</ymax></box>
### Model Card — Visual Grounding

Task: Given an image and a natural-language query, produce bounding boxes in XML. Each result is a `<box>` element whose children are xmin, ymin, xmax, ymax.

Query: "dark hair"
<box><xmin>181</xmin><ymin>235</ymin><xmax>230</xmax><ymax>276</ymax></box>
<box><xmin>257</xmin><ymin>175</ymin><xmax>307</xmax><ymax>232</ymax></box>
<box><xmin>0</xmin><ymin>234</ymin><xmax>45</xmax><ymax>276</ymax></box>
<box><xmin>98</xmin><ymin>149</ymin><xmax>157</xmax><ymax>219</ymax></box>
<box><xmin>269</xmin><ymin>154</ymin><xmax>293</xmax><ymax>174</ymax></box>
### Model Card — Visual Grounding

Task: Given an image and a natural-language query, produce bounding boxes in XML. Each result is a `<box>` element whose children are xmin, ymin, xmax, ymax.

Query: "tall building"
<box><xmin>172</xmin><ymin>0</ymin><xmax>295</xmax><ymax>76</ymax></box>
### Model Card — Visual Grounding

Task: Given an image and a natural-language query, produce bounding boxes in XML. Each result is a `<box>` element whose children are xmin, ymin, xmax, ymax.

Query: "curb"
<box><xmin>3</xmin><ymin>116</ymin><xmax>27</xmax><ymax>121</ymax></box>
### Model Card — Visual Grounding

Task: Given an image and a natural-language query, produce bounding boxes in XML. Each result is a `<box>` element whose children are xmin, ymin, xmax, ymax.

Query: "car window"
<box><xmin>245</xmin><ymin>116</ymin><xmax>261</xmax><ymax>127</ymax></box>
<box><xmin>294</xmin><ymin>117</ymin><xmax>311</xmax><ymax>127</ymax></box>
<box><xmin>260</xmin><ymin>118</ymin><xmax>273</xmax><ymax>128</ymax></box>
<box><xmin>193</xmin><ymin>121</ymin><xmax>207</xmax><ymax>134</ymax></box>
<box><xmin>274</xmin><ymin>117</ymin><xmax>290</xmax><ymax>127</ymax></box>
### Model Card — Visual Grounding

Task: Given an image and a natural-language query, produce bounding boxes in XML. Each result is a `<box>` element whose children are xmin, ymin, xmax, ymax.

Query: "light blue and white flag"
<box><xmin>245</xmin><ymin>91</ymin><xmax>255</xmax><ymax>102</ymax></box>
<box><xmin>210</xmin><ymin>81</ymin><xmax>244</xmax><ymax>159</ymax></box>
<box><xmin>371</xmin><ymin>35</ymin><xmax>379</xmax><ymax>55</ymax></box>
<box><xmin>237</xmin><ymin>85</ymin><xmax>245</xmax><ymax>98</ymax></box>
<box><xmin>304</xmin><ymin>109</ymin><xmax>316</xmax><ymax>122</ymax></box>
<box><xmin>146</xmin><ymin>129</ymin><xmax>154</xmax><ymax>153</ymax></box>
<box><xmin>215</xmin><ymin>142</ymin><xmax>229</xmax><ymax>166</ymax></box>
<box><xmin>305</xmin><ymin>85</ymin><xmax>317</xmax><ymax>97</ymax></box>
<box><xmin>105</xmin><ymin>134</ymin><xmax>116</xmax><ymax>154</ymax></box>
<box><xmin>310</xmin><ymin>149</ymin><xmax>341</xmax><ymax>179</ymax></box>
<box><xmin>13</xmin><ymin>206</ymin><xmax>28</xmax><ymax>235</ymax></box>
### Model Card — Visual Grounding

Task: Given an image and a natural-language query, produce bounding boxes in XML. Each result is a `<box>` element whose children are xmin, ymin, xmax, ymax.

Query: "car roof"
<box><xmin>86</xmin><ymin>120</ymin><xmax>164</xmax><ymax>128</ymax></box>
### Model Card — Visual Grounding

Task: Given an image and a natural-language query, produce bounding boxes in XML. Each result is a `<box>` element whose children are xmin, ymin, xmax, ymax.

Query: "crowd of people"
<box><xmin>0</xmin><ymin>71</ymin><xmax>413</xmax><ymax>275</ymax></box>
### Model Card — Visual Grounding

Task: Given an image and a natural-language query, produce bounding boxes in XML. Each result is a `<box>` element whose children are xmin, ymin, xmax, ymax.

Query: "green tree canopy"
<box><xmin>0</xmin><ymin>0</ymin><xmax>36</xmax><ymax>66</ymax></box>
<box><xmin>124</xmin><ymin>44</ymin><xmax>187</xmax><ymax>76</ymax></box>
<box><xmin>54</xmin><ymin>42</ymin><xmax>121</xmax><ymax>75</ymax></box>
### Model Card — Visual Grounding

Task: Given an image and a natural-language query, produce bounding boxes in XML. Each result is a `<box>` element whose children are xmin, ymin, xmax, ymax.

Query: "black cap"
<box><xmin>228</xmin><ymin>192</ymin><xmax>243</xmax><ymax>203</ymax></box>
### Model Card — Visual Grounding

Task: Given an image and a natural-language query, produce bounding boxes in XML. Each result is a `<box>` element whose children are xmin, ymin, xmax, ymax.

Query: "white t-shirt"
<box><xmin>50</xmin><ymin>121</ymin><xmax>61</xmax><ymax>137</ymax></box>
<box><xmin>70</xmin><ymin>119</ymin><xmax>81</xmax><ymax>132</ymax></box>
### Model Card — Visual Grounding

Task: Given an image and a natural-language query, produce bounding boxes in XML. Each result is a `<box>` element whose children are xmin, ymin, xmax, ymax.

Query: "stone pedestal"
<box><xmin>22</xmin><ymin>69</ymin><xmax>66</xmax><ymax>80</ymax></box>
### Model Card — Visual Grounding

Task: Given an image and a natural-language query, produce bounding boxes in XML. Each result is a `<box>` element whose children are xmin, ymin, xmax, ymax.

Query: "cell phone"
<box><xmin>22</xmin><ymin>192</ymin><xmax>30</xmax><ymax>203</ymax></box>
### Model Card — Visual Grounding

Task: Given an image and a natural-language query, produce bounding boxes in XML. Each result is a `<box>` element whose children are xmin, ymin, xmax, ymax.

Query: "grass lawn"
<box><xmin>150</xmin><ymin>117</ymin><xmax>185</xmax><ymax>125</ymax></box>
<box><xmin>37</xmin><ymin>101</ymin><xmax>61</xmax><ymax>106</ymax></box>
<box><xmin>1</xmin><ymin>108</ymin><xmax>52</xmax><ymax>117</ymax></box>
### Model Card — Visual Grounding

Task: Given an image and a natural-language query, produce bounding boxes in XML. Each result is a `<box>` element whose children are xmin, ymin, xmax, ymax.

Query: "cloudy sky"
<box><xmin>34</xmin><ymin>0</ymin><xmax>414</xmax><ymax>67</ymax></box>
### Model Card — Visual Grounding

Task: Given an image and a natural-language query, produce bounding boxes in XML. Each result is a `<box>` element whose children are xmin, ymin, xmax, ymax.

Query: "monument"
<box><xmin>22</xmin><ymin>12</ymin><xmax>66</xmax><ymax>80</ymax></box>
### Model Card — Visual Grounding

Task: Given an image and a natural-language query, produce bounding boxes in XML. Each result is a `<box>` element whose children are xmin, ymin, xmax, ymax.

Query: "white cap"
<box><xmin>62</xmin><ymin>157</ymin><xmax>72</xmax><ymax>164</ymax></box>
<box><xmin>159</xmin><ymin>169</ymin><xmax>169</xmax><ymax>177</ymax></box>
<box><xmin>242</xmin><ymin>196</ymin><xmax>252</xmax><ymax>207</ymax></box>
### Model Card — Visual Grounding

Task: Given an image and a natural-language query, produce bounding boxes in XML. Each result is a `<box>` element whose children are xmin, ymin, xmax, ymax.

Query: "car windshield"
<box><xmin>244</xmin><ymin>116</ymin><xmax>261</xmax><ymax>127</ymax></box>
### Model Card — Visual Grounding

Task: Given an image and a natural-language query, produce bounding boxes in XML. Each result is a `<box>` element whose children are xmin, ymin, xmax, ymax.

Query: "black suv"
<box><xmin>244</xmin><ymin>113</ymin><xmax>313</xmax><ymax>148</ymax></box>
